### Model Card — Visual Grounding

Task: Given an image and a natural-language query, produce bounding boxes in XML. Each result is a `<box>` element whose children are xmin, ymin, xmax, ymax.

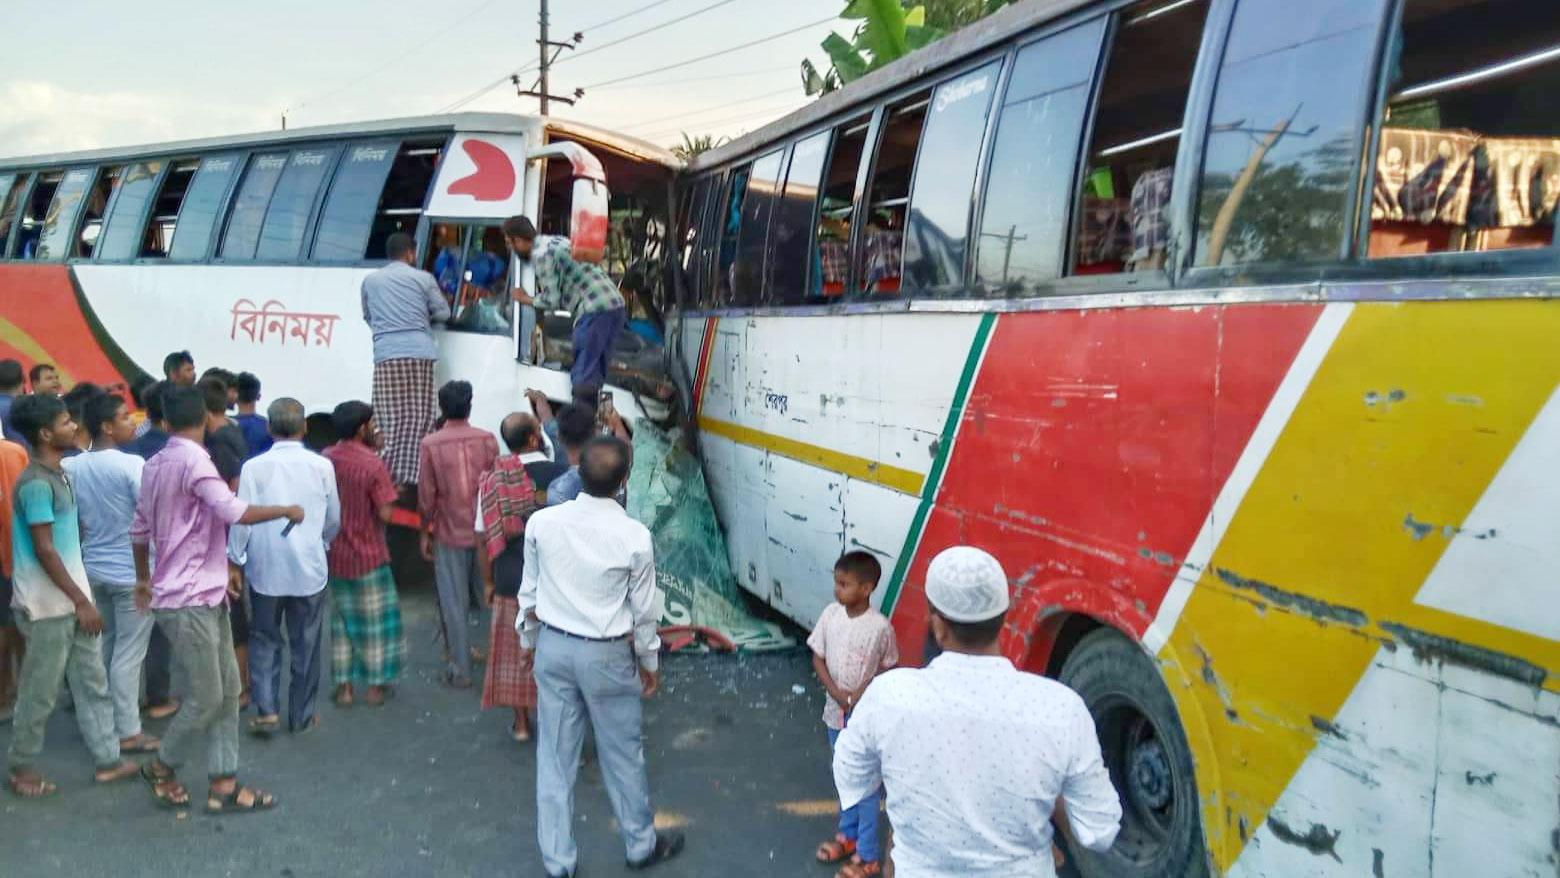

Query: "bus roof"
<box><xmin>0</xmin><ymin>111</ymin><xmax>679</xmax><ymax>171</ymax></box>
<box><xmin>687</xmin><ymin>0</ymin><xmax>1087</xmax><ymax>172</ymax></box>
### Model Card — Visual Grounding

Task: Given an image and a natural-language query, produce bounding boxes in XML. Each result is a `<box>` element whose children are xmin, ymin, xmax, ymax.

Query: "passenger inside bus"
<box><xmin>1368</xmin><ymin>0</ymin><xmax>1560</xmax><ymax>256</ymax></box>
<box><xmin>1072</xmin><ymin>0</ymin><xmax>1207</xmax><ymax>275</ymax></box>
<box><xmin>814</xmin><ymin>119</ymin><xmax>869</xmax><ymax>298</ymax></box>
<box><xmin>75</xmin><ymin>166</ymin><xmax>121</xmax><ymax>259</ymax></box>
<box><xmin>448</xmin><ymin>225</ymin><xmax>512</xmax><ymax>335</ymax></box>
<box><xmin>141</xmin><ymin>161</ymin><xmax>197</xmax><ymax>258</ymax></box>
<box><xmin>858</xmin><ymin>98</ymin><xmax>928</xmax><ymax>294</ymax></box>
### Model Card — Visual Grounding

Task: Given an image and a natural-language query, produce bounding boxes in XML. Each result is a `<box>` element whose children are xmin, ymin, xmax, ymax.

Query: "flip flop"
<box><xmin>206</xmin><ymin>783</ymin><xmax>276</xmax><ymax>816</ymax></box>
<box><xmin>7</xmin><ymin>773</ymin><xmax>58</xmax><ymax>799</ymax></box>
<box><xmin>247</xmin><ymin>716</ymin><xmax>280</xmax><ymax>739</ymax></box>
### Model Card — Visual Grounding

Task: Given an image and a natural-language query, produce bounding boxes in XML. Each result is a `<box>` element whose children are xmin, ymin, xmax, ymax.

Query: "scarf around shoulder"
<box><xmin>478</xmin><ymin>454</ymin><xmax>542</xmax><ymax>560</ymax></box>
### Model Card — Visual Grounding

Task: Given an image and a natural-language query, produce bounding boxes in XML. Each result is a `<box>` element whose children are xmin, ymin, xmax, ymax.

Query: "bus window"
<box><xmin>221</xmin><ymin>153</ymin><xmax>288</xmax><ymax>260</ymax></box>
<box><xmin>860</xmin><ymin>95</ymin><xmax>930</xmax><ymax>295</ymax></box>
<box><xmin>815</xmin><ymin>119</ymin><xmax>870</xmax><ymax>298</ymax></box>
<box><xmin>904</xmin><ymin>62</ymin><xmax>1001</xmax><ymax>294</ymax></box>
<box><xmin>427</xmin><ymin>222</ymin><xmax>465</xmax><ymax>298</ymax></box>
<box><xmin>366</xmin><ymin>140</ymin><xmax>442</xmax><ymax>260</ymax></box>
<box><xmin>769</xmin><ymin>130</ymin><xmax>830</xmax><ymax>305</ymax></box>
<box><xmin>1195</xmin><ymin>0</ymin><xmax>1386</xmax><ymax>267</ymax></box>
<box><xmin>1073</xmin><ymin>0</ymin><xmax>1208</xmax><ymax>275</ymax></box>
<box><xmin>170</xmin><ymin>155</ymin><xmax>240</xmax><ymax>262</ymax></box>
<box><xmin>312</xmin><ymin>140</ymin><xmax>398</xmax><ymax>262</ymax></box>
<box><xmin>714</xmin><ymin>164</ymin><xmax>751</xmax><ymax>305</ymax></box>
<box><xmin>97</xmin><ymin>161</ymin><xmax>163</xmax><ymax>261</ymax></box>
<box><xmin>34</xmin><ymin>168</ymin><xmax>93</xmax><ymax>262</ymax></box>
<box><xmin>1366</xmin><ymin>0</ymin><xmax>1560</xmax><ymax>257</ymax></box>
<box><xmin>142</xmin><ymin>160</ymin><xmax>197</xmax><ymax>258</ymax></box>
<box><xmin>0</xmin><ymin>174</ymin><xmax>23</xmax><ymax>253</ymax></box>
<box><xmin>256</xmin><ymin>147</ymin><xmax>340</xmax><ymax>261</ymax></box>
<box><xmin>449</xmin><ymin>224</ymin><xmax>514</xmax><ymax>335</ymax></box>
<box><xmin>677</xmin><ymin>178</ymin><xmax>713</xmax><ymax>303</ymax></box>
<box><xmin>976</xmin><ymin>20</ymin><xmax>1105</xmax><ymax>295</ymax></box>
<box><xmin>75</xmin><ymin>166</ymin><xmax>122</xmax><ymax>259</ymax></box>
<box><xmin>11</xmin><ymin>171</ymin><xmax>60</xmax><ymax>259</ymax></box>
<box><xmin>694</xmin><ymin>171</ymin><xmax>727</xmax><ymax>307</ymax></box>
<box><xmin>733</xmin><ymin>150</ymin><xmax>783</xmax><ymax>306</ymax></box>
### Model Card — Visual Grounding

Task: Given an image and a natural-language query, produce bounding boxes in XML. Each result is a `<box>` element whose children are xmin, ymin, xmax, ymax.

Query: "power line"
<box><xmin>620</xmin><ymin>86</ymin><xmax>798</xmax><ymax>131</ymax></box>
<box><xmin>577</xmin><ymin>0</ymin><xmax>682</xmax><ymax>32</ymax></box>
<box><xmin>291</xmin><ymin>0</ymin><xmax>505</xmax><ymax>117</ymax></box>
<box><xmin>593</xmin><ymin>64</ymin><xmax>795</xmax><ymax>91</ymax></box>
<box><xmin>580</xmin><ymin>16</ymin><xmax>834</xmax><ymax>90</ymax></box>
<box><xmin>637</xmin><ymin>98</ymin><xmax>811</xmax><ymax>141</ymax></box>
<box><xmin>434</xmin><ymin>0</ymin><xmax>749</xmax><ymax>115</ymax></box>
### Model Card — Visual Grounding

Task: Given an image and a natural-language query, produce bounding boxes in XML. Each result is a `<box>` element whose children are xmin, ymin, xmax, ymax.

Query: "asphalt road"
<box><xmin>0</xmin><ymin>574</ymin><xmax>865</xmax><ymax>878</ymax></box>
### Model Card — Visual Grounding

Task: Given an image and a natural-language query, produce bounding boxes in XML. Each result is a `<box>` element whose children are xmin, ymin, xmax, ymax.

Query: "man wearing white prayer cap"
<box><xmin>832</xmin><ymin>545</ymin><xmax>1122</xmax><ymax>878</ymax></box>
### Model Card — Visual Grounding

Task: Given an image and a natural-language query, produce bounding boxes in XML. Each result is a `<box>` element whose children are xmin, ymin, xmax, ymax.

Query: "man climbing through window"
<box><xmin>503</xmin><ymin>216</ymin><xmax>626</xmax><ymax>401</ymax></box>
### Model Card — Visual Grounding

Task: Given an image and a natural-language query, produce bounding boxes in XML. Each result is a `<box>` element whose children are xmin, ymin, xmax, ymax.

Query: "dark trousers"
<box><xmin>570</xmin><ymin>307</ymin><xmax>627</xmax><ymax>393</ymax></box>
<box><xmin>248</xmin><ymin>590</ymin><xmax>327</xmax><ymax>731</ymax></box>
<box><xmin>145</xmin><ymin>624</ymin><xmax>173</xmax><ymax>705</ymax></box>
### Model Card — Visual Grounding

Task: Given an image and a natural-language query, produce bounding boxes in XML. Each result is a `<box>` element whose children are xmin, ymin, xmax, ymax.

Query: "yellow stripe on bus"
<box><xmin>0</xmin><ymin>317</ymin><xmax>75</xmax><ymax>386</ymax></box>
<box><xmin>696</xmin><ymin>415</ymin><xmax>926</xmax><ymax>496</ymax></box>
<box><xmin>1161</xmin><ymin>300</ymin><xmax>1560</xmax><ymax>870</ymax></box>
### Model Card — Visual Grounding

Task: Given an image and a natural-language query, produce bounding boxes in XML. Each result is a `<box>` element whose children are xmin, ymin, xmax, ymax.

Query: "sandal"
<box><xmin>7</xmin><ymin>771</ymin><xmax>58</xmax><ymax>799</ymax></box>
<box><xmin>140</xmin><ymin>762</ymin><xmax>190</xmax><ymax>809</ymax></box>
<box><xmin>837</xmin><ymin>856</ymin><xmax>882</xmax><ymax>878</ymax></box>
<box><xmin>247</xmin><ymin>716</ymin><xmax>281</xmax><ymax>739</ymax></box>
<box><xmin>206</xmin><ymin>782</ymin><xmax>276</xmax><ymax>815</ymax></box>
<box><xmin>816</xmin><ymin>834</ymin><xmax>857</xmax><ymax>864</ymax></box>
<box><xmin>333</xmin><ymin>685</ymin><xmax>355</xmax><ymax>707</ymax></box>
<box><xmin>94</xmin><ymin>760</ymin><xmax>141</xmax><ymax>784</ymax></box>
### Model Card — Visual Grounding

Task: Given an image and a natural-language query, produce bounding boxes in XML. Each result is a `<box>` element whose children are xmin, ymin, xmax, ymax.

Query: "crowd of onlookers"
<box><xmin>0</xmin><ymin>346</ymin><xmax>625</xmax><ymax>814</ymax></box>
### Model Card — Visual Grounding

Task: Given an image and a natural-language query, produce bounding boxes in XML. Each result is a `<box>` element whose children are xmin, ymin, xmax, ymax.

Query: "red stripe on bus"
<box><xmin>691</xmin><ymin>316</ymin><xmax>719</xmax><ymax>416</ymax></box>
<box><xmin>888</xmin><ymin>303</ymin><xmax>1323</xmax><ymax>668</ymax></box>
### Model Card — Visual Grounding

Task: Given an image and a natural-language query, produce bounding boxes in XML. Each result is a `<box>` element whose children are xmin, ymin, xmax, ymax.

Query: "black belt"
<box><xmin>542</xmin><ymin>622</ymin><xmax>629</xmax><ymax>643</ymax></box>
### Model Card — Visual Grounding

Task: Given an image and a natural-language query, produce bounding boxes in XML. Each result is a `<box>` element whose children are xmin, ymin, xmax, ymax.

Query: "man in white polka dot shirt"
<box><xmin>832</xmin><ymin>546</ymin><xmax>1123</xmax><ymax>877</ymax></box>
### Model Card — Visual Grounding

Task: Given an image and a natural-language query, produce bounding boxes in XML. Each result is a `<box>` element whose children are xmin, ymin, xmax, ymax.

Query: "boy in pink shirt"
<box><xmin>809</xmin><ymin>551</ymin><xmax>898</xmax><ymax>878</ymax></box>
<box><xmin>130</xmin><ymin>386</ymin><xmax>301</xmax><ymax>814</ymax></box>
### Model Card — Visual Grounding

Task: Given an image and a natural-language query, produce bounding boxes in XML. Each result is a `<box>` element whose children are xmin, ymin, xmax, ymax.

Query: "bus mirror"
<box><xmin>527</xmin><ymin>140</ymin><xmax>610</xmax><ymax>265</ymax></box>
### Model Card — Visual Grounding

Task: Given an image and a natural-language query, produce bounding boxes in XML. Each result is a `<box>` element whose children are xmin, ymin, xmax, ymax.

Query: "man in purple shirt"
<box><xmin>130</xmin><ymin>386</ymin><xmax>302</xmax><ymax>814</ymax></box>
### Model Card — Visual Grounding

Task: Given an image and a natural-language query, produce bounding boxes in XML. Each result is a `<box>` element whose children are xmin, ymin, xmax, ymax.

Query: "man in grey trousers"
<box><xmin>518</xmin><ymin>436</ymin><xmax>684</xmax><ymax>877</ymax></box>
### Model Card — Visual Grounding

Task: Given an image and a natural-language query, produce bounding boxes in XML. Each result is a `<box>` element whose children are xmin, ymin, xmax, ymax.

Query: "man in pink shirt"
<box><xmin>417</xmin><ymin>380</ymin><xmax>497</xmax><ymax>689</ymax></box>
<box><xmin>130</xmin><ymin>387</ymin><xmax>302</xmax><ymax>815</ymax></box>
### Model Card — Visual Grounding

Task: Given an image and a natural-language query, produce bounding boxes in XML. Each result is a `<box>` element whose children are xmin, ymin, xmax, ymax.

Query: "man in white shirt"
<box><xmin>833</xmin><ymin>546</ymin><xmax>1123</xmax><ymax>878</ymax></box>
<box><xmin>63</xmin><ymin>392</ymin><xmax>158</xmax><ymax>754</ymax></box>
<box><xmin>518</xmin><ymin>436</ymin><xmax>683</xmax><ymax>877</ymax></box>
<box><xmin>228</xmin><ymin>399</ymin><xmax>340</xmax><ymax>736</ymax></box>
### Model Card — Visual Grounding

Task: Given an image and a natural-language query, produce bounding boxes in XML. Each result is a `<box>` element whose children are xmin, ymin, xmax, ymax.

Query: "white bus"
<box><xmin>667</xmin><ymin>0</ymin><xmax>1560</xmax><ymax>876</ymax></box>
<box><xmin>0</xmin><ymin>112</ymin><xmax>679</xmax><ymax>443</ymax></box>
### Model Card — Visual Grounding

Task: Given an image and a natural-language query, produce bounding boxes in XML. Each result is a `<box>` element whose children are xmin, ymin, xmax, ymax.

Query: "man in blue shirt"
<box><xmin>0</xmin><ymin>360</ymin><xmax>28</xmax><ymax>448</ymax></box>
<box><xmin>361</xmin><ymin>232</ymin><xmax>450</xmax><ymax>487</ymax></box>
<box><xmin>62</xmin><ymin>392</ymin><xmax>159</xmax><ymax>754</ymax></box>
<box><xmin>233</xmin><ymin>372</ymin><xmax>272</xmax><ymax>459</ymax></box>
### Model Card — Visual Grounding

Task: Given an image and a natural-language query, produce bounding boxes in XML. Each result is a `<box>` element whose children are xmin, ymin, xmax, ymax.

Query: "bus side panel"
<box><xmin>0</xmin><ymin>264</ymin><xmax>143</xmax><ymax>394</ymax></box>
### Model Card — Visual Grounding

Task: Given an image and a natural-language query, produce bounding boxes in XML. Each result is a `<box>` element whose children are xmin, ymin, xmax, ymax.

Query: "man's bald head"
<box><xmin>500</xmin><ymin>411</ymin><xmax>542</xmax><ymax>454</ymax></box>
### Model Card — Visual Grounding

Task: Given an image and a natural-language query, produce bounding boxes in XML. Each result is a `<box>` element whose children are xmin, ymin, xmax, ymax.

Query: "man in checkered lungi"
<box><xmin>361</xmin><ymin>232</ymin><xmax>449</xmax><ymax>486</ymax></box>
<box><xmin>322</xmin><ymin>402</ymin><xmax>405</xmax><ymax>706</ymax></box>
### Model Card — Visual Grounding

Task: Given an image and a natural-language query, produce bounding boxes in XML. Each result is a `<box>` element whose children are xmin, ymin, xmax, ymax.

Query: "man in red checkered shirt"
<box><xmin>322</xmin><ymin>401</ymin><xmax>404</xmax><ymax>708</ymax></box>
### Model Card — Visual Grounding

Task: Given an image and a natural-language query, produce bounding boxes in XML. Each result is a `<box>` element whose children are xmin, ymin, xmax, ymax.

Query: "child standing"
<box><xmin>810</xmin><ymin>551</ymin><xmax>898</xmax><ymax>878</ymax></box>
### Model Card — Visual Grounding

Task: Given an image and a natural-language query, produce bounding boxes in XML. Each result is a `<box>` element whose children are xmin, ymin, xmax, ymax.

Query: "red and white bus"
<box><xmin>0</xmin><ymin>112</ymin><xmax>678</xmax><ymax>439</ymax></box>
<box><xmin>669</xmin><ymin>0</ymin><xmax>1559</xmax><ymax>875</ymax></box>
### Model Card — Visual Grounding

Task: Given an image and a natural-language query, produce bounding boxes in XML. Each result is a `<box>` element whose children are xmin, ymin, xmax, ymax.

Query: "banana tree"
<box><xmin>802</xmin><ymin>0</ymin><xmax>1011</xmax><ymax>95</ymax></box>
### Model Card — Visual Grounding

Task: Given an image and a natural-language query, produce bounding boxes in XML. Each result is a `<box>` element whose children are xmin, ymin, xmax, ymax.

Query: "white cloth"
<box><xmin>63</xmin><ymin>447</ymin><xmax>144</xmax><ymax>585</ymax></box>
<box><xmin>833</xmin><ymin>653</ymin><xmax>1122</xmax><ymax>878</ymax></box>
<box><xmin>805</xmin><ymin>602</ymin><xmax>898</xmax><ymax>730</ymax></box>
<box><xmin>925</xmin><ymin>545</ymin><xmax>1010</xmax><ymax>622</ymax></box>
<box><xmin>517</xmin><ymin>494</ymin><xmax>661</xmax><ymax>672</ymax></box>
<box><xmin>228</xmin><ymin>441</ymin><xmax>341</xmax><ymax>597</ymax></box>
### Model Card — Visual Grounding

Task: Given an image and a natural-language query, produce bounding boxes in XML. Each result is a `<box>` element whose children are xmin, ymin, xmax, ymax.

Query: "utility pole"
<box><xmin>538</xmin><ymin>0</ymin><xmax>551</xmax><ymax>115</ymax></box>
<box><xmin>515</xmin><ymin>0</ymin><xmax>583</xmax><ymax>114</ymax></box>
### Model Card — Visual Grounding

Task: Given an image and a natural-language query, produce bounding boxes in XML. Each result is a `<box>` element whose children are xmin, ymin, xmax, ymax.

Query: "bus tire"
<box><xmin>1059</xmin><ymin>628</ymin><xmax>1210</xmax><ymax>878</ymax></box>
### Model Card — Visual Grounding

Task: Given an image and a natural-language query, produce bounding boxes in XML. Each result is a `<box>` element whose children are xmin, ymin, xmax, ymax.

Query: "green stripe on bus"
<box><xmin>881</xmin><ymin>311</ymin><xmax>996</xmax><ymax>616</ymax></box>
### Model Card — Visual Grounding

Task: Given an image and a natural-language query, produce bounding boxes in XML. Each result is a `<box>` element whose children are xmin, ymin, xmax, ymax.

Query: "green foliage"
<box><xmin>671</xmin><ymin>132</ymin><xmax>729</xmax><ymax>160</ymax></box>
<box><xmin>803</xmin><ymin>0</ymin><xmax>1011</xmax><ymax>96</ymax></box>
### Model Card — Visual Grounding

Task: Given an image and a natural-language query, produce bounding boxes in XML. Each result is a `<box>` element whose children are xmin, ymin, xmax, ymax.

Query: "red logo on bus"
<box><xmin>446</xmin><ymin>139</ymin><xmax>516</xmax><ymax>201</ymax></box>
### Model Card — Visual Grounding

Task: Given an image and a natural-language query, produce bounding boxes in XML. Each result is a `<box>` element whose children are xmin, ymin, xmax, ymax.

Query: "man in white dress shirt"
<box><xmin>833</xmin><ymin>546</ymin><xmax>1123</xmax><ymax>878</ymax></box>
<box><xmin>228</xmin><ymin>399</ymin><xmax>341</xmax><ymax>737</ymax></box>
<box><xmin>518</xmin><ymin>435</ymin><xmax>684</xmax><ymax>877</ymax></box>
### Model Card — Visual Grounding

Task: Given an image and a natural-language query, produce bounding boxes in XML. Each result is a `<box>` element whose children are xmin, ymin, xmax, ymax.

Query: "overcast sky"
<box><xmin>0</xmin><ymin>0</ymin><xmax>847</xmax><ymax>158</ymax></box>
